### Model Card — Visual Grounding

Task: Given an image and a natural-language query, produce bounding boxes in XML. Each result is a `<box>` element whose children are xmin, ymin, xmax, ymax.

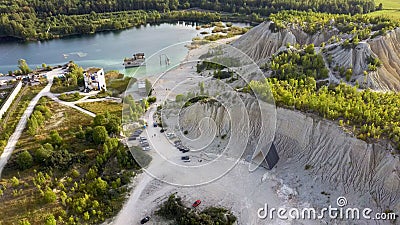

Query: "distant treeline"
<box><xmin>0</xmin><ymin>10</ymin><xmax>224</xmax><ymax>41</ymax></box>
<box><xmin>1</xmin><ymin>0</ymin><xmax>378</xmax><ymax>16</ymax></box>
<box><xmin>0</xmin><ymin>0</ymin><xmax>379</xmax><ymax>41</ymax></box>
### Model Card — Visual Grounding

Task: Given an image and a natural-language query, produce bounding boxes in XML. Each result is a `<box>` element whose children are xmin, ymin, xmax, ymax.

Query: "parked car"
<box><xmin>128</xmin><ymin>136</ymin><xmax>136</xmax><ymax>141</ymax></box>
<box><xmin>181</xmin><ymin>156</ymin><xmax>190</xmax><ymax>162</ymax></box>
<box><xmin>166</xmin><ymin>132</ymin><xmax>176</xmax><ymax>138</ymax></box>
<box><xmin>134</xmin><ymin>130</ymin><xmax>142</xmax><ymax>135</ymax></box>
<box><xmin>182</xmin><ymin>149</ymin><xmax>190</xmax><ymax>153</ymax></box>
<box><xmin>140</xmin><ymin>142</ymin><xmax>149</xmax><ymax>147</ymax></box>
<box><xmin>139</xmin><ymin>136</ymin><xmax>147</xmax><ymax>141</ymax></box>
<box><xmin>140</xmin><ymin>216</ymin><xmax>150</xmax><ymax>224</ymax></box>
<box><xmin>142</xmin><ymin>146</ymin><xmax>151</xmax><ymax>151</ymax></box>
<box><xmin>192</xmin><ymin>200</ymin><xmax>201</xmax><ymax>208</ymax></box>
<box><xmin>153</xmin><ymin>122</ymin><xmax>158</xmax><ymax>127</ymax></box>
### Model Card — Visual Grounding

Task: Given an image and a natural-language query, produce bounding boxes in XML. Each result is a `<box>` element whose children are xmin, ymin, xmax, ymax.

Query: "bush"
<box><xmin>156</xmin><ymin>194</ymin><xmax>237</xmax><ymax>225</ymax></box>
<box><xmin>49</xmin><ymin>131</ymin><xmax>63</xmax><ymax>147</ymax></box>
<box><xmin>16</xmin><ymin>150</ymin><xmax>33</xmax><ymax>170</ymax></box>
<box><xmin>34</xmin><ymin>143</ymin><xmax>53</xmax><ymax>163</ymax></box>
<box><xmin>93</xmin><ymin>126</ymin><xmax>109</xmax><ymax>144</ymax></box>
<box><xmin>147</xmin><ymin>96</ymin><xmax>156</xmax><ymax>104</ymax></box>
<box><xmin>43</xmin><ymin>187</ymin><xmax>57</xmax><ymax>203</ymax></box>
<box><xmin>11</xmin><ymin>176</ymin><xmax>20</xmax><ymax>187</ymax></box>
<box><xmin>44</xmin><ymin>214</ymin><xmax>57</xmax><ymax>225</ymax></box>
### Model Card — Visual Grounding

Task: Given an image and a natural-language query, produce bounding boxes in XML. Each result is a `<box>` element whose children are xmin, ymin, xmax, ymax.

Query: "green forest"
<box><xmin>0</xmin><ymin>0</ymin><xmax>377</xmax><ymax>16</ymax></box>
<box><xmin>268</xmin><ymin>10</ymin><xmax>399</xmax><ymax>37</ymax></box>
<box><xmin>249</xmin><ymin>78</ymin><xmax>400</xmax><ymax>151</ymax></box>
<box><xmin>0</xmin><ymin>0</ymin><xmax>381</xmax><ymax>40</ymax></box>
<box><xmin>263</xmin><ymin>43</ymin><xmax>329</xmax><ymax>80</ymax></box>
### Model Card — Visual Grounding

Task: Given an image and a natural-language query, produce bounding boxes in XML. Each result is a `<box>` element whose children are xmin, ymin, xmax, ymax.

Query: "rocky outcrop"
<box><xmin>232</xmin><ymin>22</ymin><xmax>296</xmax><ymax>64</ymax></box>
<box><xmin>274</xmin><ymin>107</ymin><xmax>400</xmax><ymax>212</ymax></box>
<box><xmin>234</xmin><ymin>22</ymin><xmax>400</xmax><ymax>92</ymax></box>
<box><xmin>233</xmin><ymin>21</ymin><xmax>337</xmax><ymax>63</ymax></box>
<box><xmin>368</xmin><ymin>28</ymin><xmax>400</xmax><ymax>91</ymax></box>
<box><xmin>326</xmin><ymin>29</ymin><xmax>400</xmax><ymax>91</ymax></box>
<box><xmin>326</xmin><ymin>42</ymin><xmax>371</xmax><ymax>76</ymax></box>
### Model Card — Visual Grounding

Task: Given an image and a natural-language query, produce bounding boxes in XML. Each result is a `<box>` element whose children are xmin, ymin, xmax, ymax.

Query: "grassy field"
<box><xmin>14</xmin><ymin>97</ymin><xmax>94</xmax><ymax>156</ymax></box>
<box><xmin>368</xmin><ymin>0</ymin><xmax>400</xmax><ymax>20</ymax></box>
<box><xmin>105</xmin><ymin>71</ymin><xmax>136</xmax><ymax>96</ymax></box>
<box><xmin>0</xmin><ymin>85</ymin><xmax>44</xmax><ymax>155</ymax></box>
<box><xmin>50</xmin><ymin>84</ymin><xmax>80</xmax><ymax>94</ymax></box>
<box><xmin>77</xmin><ymin>101</ymin><xmax>122</xmax><ymax>117</ymax></box>
<box><xmin>58</xmin><ymin>92</ymin><xmax>84</xmax><ymax>102</ymax></box>
<box><xmin>375</xmin><ymin>0</ymin><xmax>400</xmax><ymax>9</ymax></box>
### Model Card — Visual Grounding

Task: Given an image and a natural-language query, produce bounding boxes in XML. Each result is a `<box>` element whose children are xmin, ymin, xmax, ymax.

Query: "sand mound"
<box><xmin>233</xmin><ymin>22</ymin><xmax>337</xmax><ymax>64</ymax></box>
<box><xmin>177</xmin><ymin>94</ymin><xmax>400</xmax><ymax>214</ymax></box>
<box><xmin>234</xmin><ymin>22</ymin><xmax>400</xmax><ymax>91</ymax></box>
<box><xmin>368</xmin><ymin>28</ymin><xmax>400</xmax><ymax>91</ymax></box>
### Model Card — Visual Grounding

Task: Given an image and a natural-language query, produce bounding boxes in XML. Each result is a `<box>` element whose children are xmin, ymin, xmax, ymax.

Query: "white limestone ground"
<box><xmin>111</xmin><ymin>31</ymin><xmax>399</xmax><ymax>224</ymax></box>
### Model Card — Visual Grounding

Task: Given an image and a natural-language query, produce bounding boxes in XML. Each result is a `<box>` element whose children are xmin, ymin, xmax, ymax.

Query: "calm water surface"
<box><xmin>0</xmin><ymin>22</ymin><xmax>247</xmax><ymax>78</ymax></box>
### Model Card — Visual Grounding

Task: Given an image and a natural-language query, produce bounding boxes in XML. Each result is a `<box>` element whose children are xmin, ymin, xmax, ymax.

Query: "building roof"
<box><xmin>85</xmin><ymin>67</ymin><xmax>103</xmax><ymax>74</ymax></box>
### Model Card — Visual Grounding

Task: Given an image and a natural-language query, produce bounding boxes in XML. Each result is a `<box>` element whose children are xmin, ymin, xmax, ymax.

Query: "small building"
<box><xmin>0</xmin><ymin>76</ymin><xmax>17</xmax><ymax>86</ymax></box>
<box><xmin>83</xmin><ymin>68</ymin><xmax>106</xmax><ymax>92</ymax></box>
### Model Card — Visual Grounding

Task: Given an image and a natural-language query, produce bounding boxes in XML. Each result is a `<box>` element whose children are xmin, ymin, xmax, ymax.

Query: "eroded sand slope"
<box><xmin>177</xmin><ymin>95</ymin><xmax>400</xmax><ymax>219</ymax></box>
<box><xmin>234</xmin><ymin>22</ymin><xmax>400</xmax><ymax>91</ymax></box>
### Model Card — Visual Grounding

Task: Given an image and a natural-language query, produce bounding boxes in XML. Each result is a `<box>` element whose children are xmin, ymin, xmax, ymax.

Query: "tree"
<box><xmin>199</xmin><ymin>82</ymin><xmax>205</xmax><ymax>94</ymax></box>
<box><xmin>148</xmin><ymin>96</ymin><xmax>157</xmax><ymax>104</ymax></box>
<box><xmin>44</xmin><ymin>214</ymin><xmax>57</xmax><ymax>225</ymax></box>
<box><xmin>94</xmin><ymin>114</ymin><xmax>107</xmax><ymax>126</ymax></box>
<box><xmin>49</xmin><ymin>130</ymin><xmax>63</xmax><ymax>147</ymax></box>
<box><xmin>16</xmin><ymin>150</ymin><xmax>33</xmax><ymax>170</ymax></box>
<box><xmin>34</xmin><ymin>144</ymin><xmax>53</xmax><ymax>163</ymax></box>
<box><xmin>305</xmin><ymin>44</ymin><xmax>315</xmax><ymax>54</ymax></box>
<box><xmin>93</xmin><ymin>126</ymin><xmax>108</xmax><ymax>144</ymax></box>
<box><xmin>175</xmin><ymin>94</ymin><xmax>185</xmax><ymax>102</ymax></box>
<box><xmin>43</xmin><ymin>187</ymin><xmax>57</xmax><ymax>203</ymax></box>
<box><xmin>18</xmin><ymin>59</ymin><xmax>31</xmax><ymax>75</ymax></box>
<box><xmin>106</xmin><ymin>117</ymin><xmax>121</xmax><ymax>135</ymax></box>
<box><xmin>27</xmin><ymin>116</ymin><xmax>39</xmax><ymax>135</ymax></box>
<box><xmin>345</xmin><ymin>68</ymin><xmax>353</xmax><ymax>81</ymax></box>
<box><xmin>145</xmin><ymin>79</ymin><xmax>152</xmax><ymax>96</ymax></box>
<box><xmin>84</xmin><ymin>211</ymin><xmax>90</xmax><ymax>221</ymax></box>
